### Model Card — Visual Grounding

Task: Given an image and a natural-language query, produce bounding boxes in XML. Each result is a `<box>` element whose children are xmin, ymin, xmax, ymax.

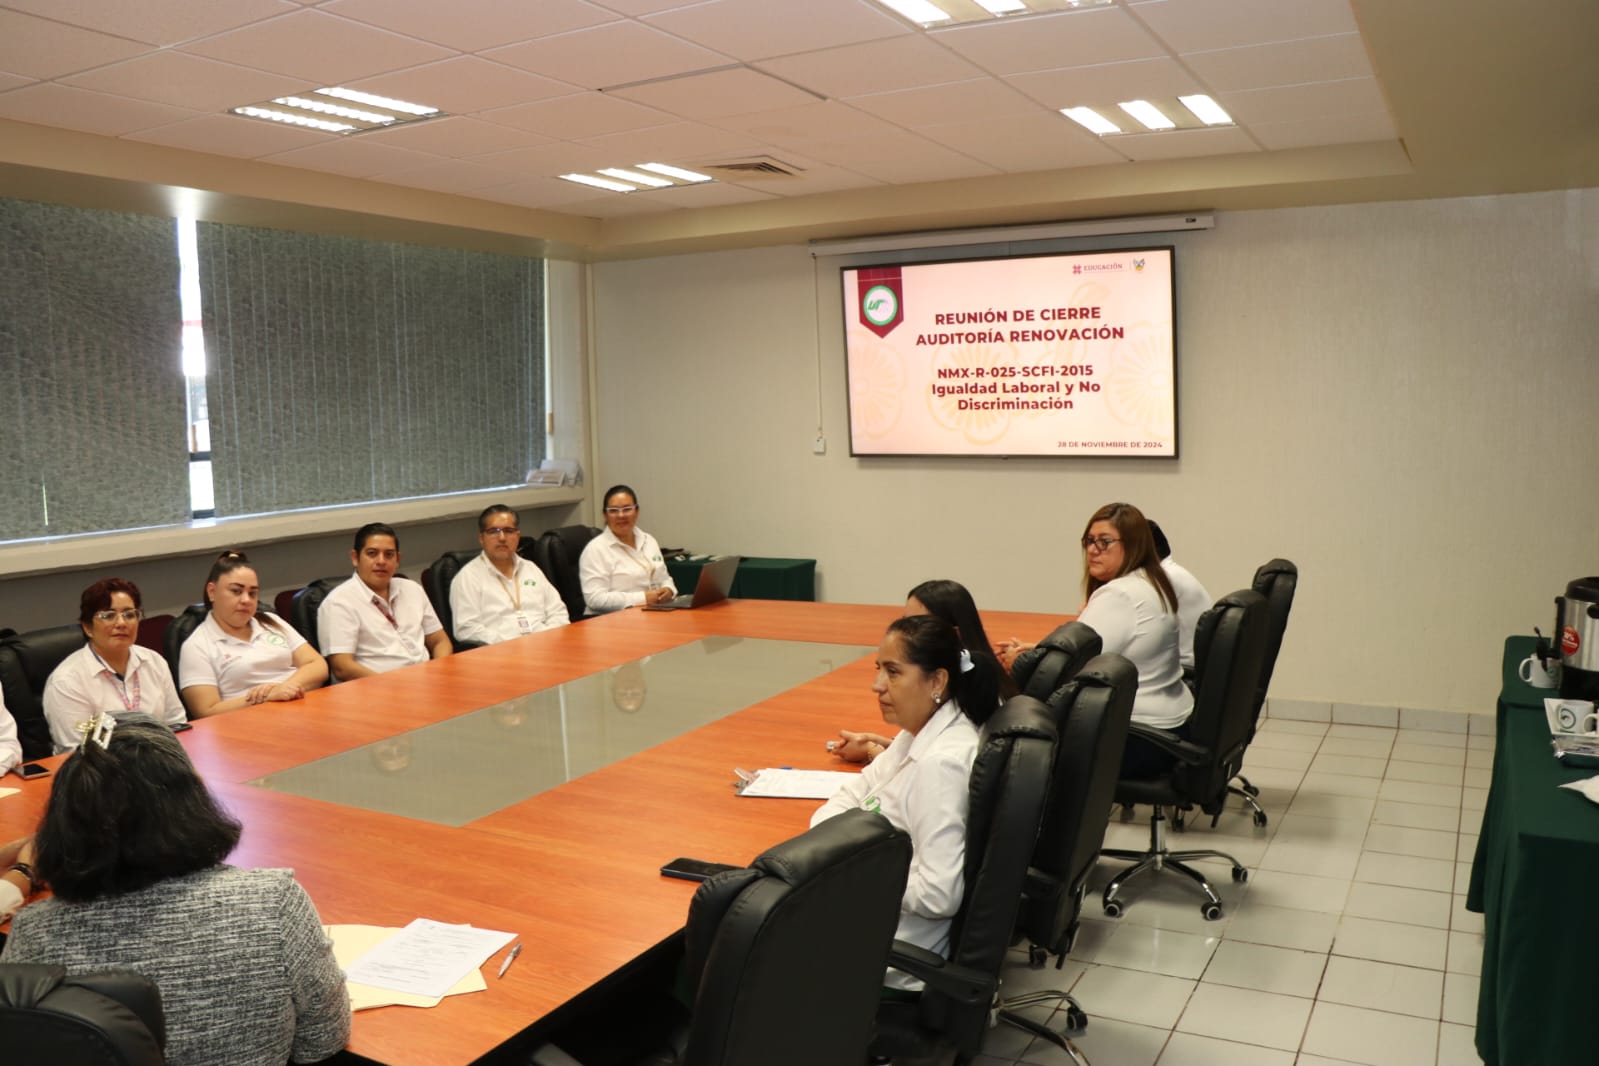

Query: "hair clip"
<box><xmin>959</xmin><ymin>648</ymin><xmax>975</xmax><ymax>674</ymax></box>
<box><xmin>77</xmin><ymin>714</ymin><xmax>117</xmax><ymax>750</ymax></box>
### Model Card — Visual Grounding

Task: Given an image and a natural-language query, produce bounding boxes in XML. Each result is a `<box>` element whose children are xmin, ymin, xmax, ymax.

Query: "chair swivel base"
<box><xmin>998</xmin><ymin>991</ymin><xmax>1090</xmax><ymax>1066</ymax></box>
<box><xmin>1227</xmin><ymin>783</ymin><xmax>1269</xmax><ymax>827</ymax></box>
<box><xmin>1100</xmin><ymin>806</ymin><xmax>1247</xmax><ymax>920</ymax></box>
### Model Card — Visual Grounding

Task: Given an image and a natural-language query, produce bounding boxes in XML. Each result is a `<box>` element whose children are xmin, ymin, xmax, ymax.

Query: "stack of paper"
<box><xmin>330</xmin><ymin>919</ymin><xmax>517</xmax><ymax>1010</ymax></box>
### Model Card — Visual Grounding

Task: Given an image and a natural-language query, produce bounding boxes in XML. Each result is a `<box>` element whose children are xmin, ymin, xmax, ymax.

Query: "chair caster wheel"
<box><xmin>1202</xmin><ymin>902</ymin><xmax>1223</xmax><ymax>920</ymax></box>
<box><xmin>1065</xmin><ymin>1006</ymin><xmax>1087</xmax><ymax>1032</ymax></box>
<box><xmin>1231</xmin><ymin>866</ymin><xmax>1248</xmax><ymax>883</ymax></box>
<box><xmin>1253</xmin><ymin>810</ymin><xmax>1268</xmax><ymax>828</ymax></box>
<box><xmin>1103</xmin><ymin>899</ymin><xmax>1123</xmax><ymax>918</ymax></box>
<box><xmin>1029</xmin><ymin>944</ymin><xmax>1047</xmax><ymax>967</ymax></box>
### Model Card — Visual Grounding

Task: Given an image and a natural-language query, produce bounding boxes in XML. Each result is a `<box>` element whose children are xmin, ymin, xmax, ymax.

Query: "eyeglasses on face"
<box><xmin>93</xmin><ymin>609</ymin><xmax>144</xmax><ymax>623</ymax></box>
<box><xmin>482</xmin><ymin>527</ymin><xmax>520</xmax><ymax>537</ymax></box>
<box><xmin>1081</xmin><ymin>536</ymin><xmax>1121</xmax><ymax>553</ymax></box>
<box><xmin>604</xmin><ymin>505</ymin><xmax>638</xmax><ymax>516</ymax></box>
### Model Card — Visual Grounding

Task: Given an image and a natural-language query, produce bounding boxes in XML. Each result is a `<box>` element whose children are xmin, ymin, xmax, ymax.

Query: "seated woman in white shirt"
<box><xmin>178</xmin><ymin>551</ymin><xmax>329</xmax><ymax>718</ymax></box>
<box><xmin>811</xmin><ymin>614</ymin><xmax>998</xmax><ymax>992</ymax></box>
<box><xmin>42</xmin><ymin>578</ymin><xmax>186</xmax><ymax>753</ymax></box>
<box><xmin>578</xmin><ymin>484</ymin><xmax>677</xmax><ymax>614</ymax></box>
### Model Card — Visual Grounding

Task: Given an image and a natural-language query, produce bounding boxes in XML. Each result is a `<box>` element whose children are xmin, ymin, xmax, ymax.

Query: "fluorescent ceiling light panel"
<box><xmin>274</xmin><ymin>96</ymin><xmax>395</xmax><ymax>124</ymax></box>
<box><xmin>232</xmin><ymin>106</ymin><xmax>354</xmax><ymax>133</ymax></box>
<box><xmin>1179</xmin><ymin>94</ymin><xmax>1234</xmax><ymax>126</ymax></box>
<box><xmin>636</xmin><ymin>162</ymin><xmax>714</xmax><ymax>183</ymax></box>
<box><xmin>599</xmin><ymin>167</ymin><xmax>673</xmax><ymax>188</ymax></box>
<box><xmin>1060</xmin><ymin>107</ymin><xmax>1120</xmax><ymax>135</ymax></box>
<box><xmin>975</xmin><ymin>0</ymin><xmax>1028</xmax><ymax>12</ymax></box>
<box><xmin>878</xmin><ymin>0</ymin><xmax>953</xmax><ymax>25</ymax></box>
<box><xmin>315</xmin><ymin>87</ymin><xmax>437</xmax><ymax>116</ymax></box>
<box><xmin>560</xmin><ymin>173</ymin><xmax>637</xmax><ymax>193</ymax></box>
<box><xmin>1119</xmin><ymin>100</ymin><xmax>1175</xmax><ymax>130</ymax></box>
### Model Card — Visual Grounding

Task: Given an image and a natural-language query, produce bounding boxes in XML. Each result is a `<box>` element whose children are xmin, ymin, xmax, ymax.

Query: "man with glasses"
<box><xmin>450</xmin><ymin>505</ymin><xmax>568</xmax><ymax>644</ymax></box>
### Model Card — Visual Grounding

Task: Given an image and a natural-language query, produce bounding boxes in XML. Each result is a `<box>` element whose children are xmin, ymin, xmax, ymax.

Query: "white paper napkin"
<box><xmin>1558</xmin><ymin>776</ymin><xmax>1599</xmax><ymax>805</ymax></box>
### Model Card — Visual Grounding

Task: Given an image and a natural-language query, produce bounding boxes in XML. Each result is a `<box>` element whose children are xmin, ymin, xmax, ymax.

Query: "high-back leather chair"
<box><xmin>1010</xmin><ymin>621</ymin><xmax>1102</xmax><ymax>703</ymax></box>
<box><xmin>161</xmin><ymin>604</ymin><xmax>209</xmax><ymax>684</ymax></box>
<box><xmin>871</xmin><ymin>696</ymin><xmax>1058</xmax><ymax>1064</ymax></box>
<box><xmin>422</xmin><ymin>549</ymin><xmax>483</xmax><ymax>650</ymax></box>
<box><xmin>0</xmin><ymin>963</ymin><xmax>166</xmax><ymax>1064</ymax></box>
<box><xmin>271</xmin><ymin>589</ymin><xmax>299</xmax><ymax>620</ymax></box>
<box><xmin>288</xmin><ymin>576</ymin><xmax>346</xmax><ymax>656</ymax></box>
<box><xmin>534</xmin><ymin>525</ymin><xmax>600</xmax><ymax>622</ymax></box>
<box><xmin>132</xmin><ymin>614</ymin><xmax>173</xmax><ymax>658</ymax></box>
<box><xmin>1100</xmin><ymin>590</ymin><xmax>1269</xmax><ymax>920</ymax></box>
<box><xmin>997</xmin><ymin>653</ymin><xmax>1136</xmax><ymax>1054</ymax></box>
<box><xmin>0</xmin><ymin>624</ymin><xmax>86</xmax><ymax>760</ymax></box>
<box><xmin>1228</xmin><ymin>559</ymin><xmax>1300</xmax><ymax>821</ymax></box>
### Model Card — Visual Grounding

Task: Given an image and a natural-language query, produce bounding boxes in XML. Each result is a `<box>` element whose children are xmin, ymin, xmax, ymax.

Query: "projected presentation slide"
<box><xmin>842</xmin><ymin>247</ymin><xmax>1176</xmax><ymax>458</ymax></box>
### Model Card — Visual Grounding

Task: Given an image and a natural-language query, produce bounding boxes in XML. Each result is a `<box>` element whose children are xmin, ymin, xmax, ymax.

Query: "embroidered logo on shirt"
<box><xmin>863</xmin><ymin>795</ymin><xmax>882</xmax><ymax>813</ymax></box>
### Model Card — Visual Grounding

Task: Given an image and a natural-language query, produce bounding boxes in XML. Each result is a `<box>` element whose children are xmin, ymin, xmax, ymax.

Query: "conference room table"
<box><xmin>0</xmin><ymin>599</ymin><xmax>1059</xmax><ymax>1065</ymax></box>
<box><xmin>1466</xmin><ymin>635</ymin><xmax>1599</xmax><ymax>1066</ymax></box>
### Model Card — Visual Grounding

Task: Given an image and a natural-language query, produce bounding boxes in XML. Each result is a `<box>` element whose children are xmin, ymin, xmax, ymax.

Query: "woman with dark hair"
<box><xmin>811</xmin><ymin>615</ymin><xmax>995</xmax><ymax>991</ymax></box>
<box><xmin>578</xmin><ymin>484</ymin><xmax>677</xmax><ymax>614</ymax></box>
<box><xmin>0</xmin><ymin>714</ymin><xmax>351</xmax><ymax>1064</ymax></box>
<box><xmin>178</xmin><ymin>550</ymin><xmax>329</xmax><ymax>717</ymax></box>
<box><xmin>829</xmin><ymin>579</ymin><xmax>1013</xmax><ymax>764</ymax></box>
<box><xmin>42</xmin><ymin>577</ymin><xmax>185</xmax><ymax>753</ymax></box>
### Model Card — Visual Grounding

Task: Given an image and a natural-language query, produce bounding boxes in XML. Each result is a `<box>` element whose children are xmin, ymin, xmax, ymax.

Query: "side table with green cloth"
<box><xmin>1467</xmin><ymin>635</ymin><xmax>1599</xmax><ymax>1066</ymax></box>
<box><xmin>664</xmin><ymin>557</ymin><xmax>816</xmax><ymax>602</ymax></box>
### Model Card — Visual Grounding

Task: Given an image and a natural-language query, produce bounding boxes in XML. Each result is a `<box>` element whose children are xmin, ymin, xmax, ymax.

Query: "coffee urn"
<box><xmin>1556</xmin><ymin>577</ymin><xmax>1599</xmax><ymax>700</ymax></box>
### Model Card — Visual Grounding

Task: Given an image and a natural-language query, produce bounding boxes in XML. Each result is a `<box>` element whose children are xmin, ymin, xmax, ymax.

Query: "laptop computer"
<box><xmin>643</xmin><ymin>555</ymin><xmax>741</xmax><ymax>611</ymax></box>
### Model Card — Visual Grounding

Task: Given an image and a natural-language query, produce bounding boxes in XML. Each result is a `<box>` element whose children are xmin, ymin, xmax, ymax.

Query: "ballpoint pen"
<box><xmin>497</xmin><ymin>942</ymin><xmax>522</xmax><ymax>979</ymax></box>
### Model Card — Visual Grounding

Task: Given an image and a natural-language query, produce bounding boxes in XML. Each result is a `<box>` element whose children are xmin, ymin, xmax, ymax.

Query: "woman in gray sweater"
<box><xmin>0</xmin><ymin>714</ymin><xmax>350</xmax><ymax>1064</ymax></box>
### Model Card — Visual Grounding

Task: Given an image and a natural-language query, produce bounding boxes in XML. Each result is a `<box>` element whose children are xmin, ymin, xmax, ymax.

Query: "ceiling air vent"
<box><xmin>702</xmin><ymin>156</ymin><xmax>805</xmax><ymax>180</ymax></box>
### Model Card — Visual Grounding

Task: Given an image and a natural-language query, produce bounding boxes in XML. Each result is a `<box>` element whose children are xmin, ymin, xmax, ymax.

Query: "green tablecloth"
<box><xmin>1468</xmin><ymin>635</ymin><xmax>1599</xmax><ymax>1065</ymax></box>
<box><xmin>665</xmin><ymin>557</ymin><xmax>816</xmax><ymax>602</ymax></box>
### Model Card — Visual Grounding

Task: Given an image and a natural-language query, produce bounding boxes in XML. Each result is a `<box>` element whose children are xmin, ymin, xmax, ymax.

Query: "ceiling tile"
<box><xmin>0</xmin><ymin>83</ymin><xmax>199</xmax><ymax>136</ymax></box>
<box><xmin>258</xmin><ymin>136</ymin><xmax>445</xmax><ymax>177</ymax></box>
<box><xmin>0</xmin><ymin>0</ymin><xmax>296</xmax><ymax>48</ymax></box>
<box><xmin>1249</xmin><ymin>110</ymin><xmax>1396</xmax><ymax>151</ymax></box>
<box><xmin>1108</xmin><ymin>125</ymin><xmax>1259</xmax><ymax>161</ymax></box>
<box><xmin>574</xmin><ymin>121</ymin><xmax>766</xmax><ymax>162</ymax></box>
<box><xmin>368</xmin><ymin>156</ymin><xmax>520</xmax><ymax>194</ymax></box>
<box><xmin>1007</xmin><ymin>57</ymin><xmax>1201</xmax><ymax>109</ymax></box>
<box><xmin>918</xmin><ymin>112</ymin><xmax>1127</xmax><ymax>172</ymax></box>
<box><xmin>1220</xmin><ymin>76</ymin><xmax>1388</xmax><ymax>126</ymax></box>
<box><xmin>1129</xmin><ymin>0</ymin><xmax>1357</xmax><ymax>54</ymax></box>
<box><xmin>590</xmin><ymin>0</ymin><xmax>711</xmax><ymax>16</ymax></box>
<box><xmin>484</xmin><ymin>92</ymin><xmax>675</xmax><ymax>139</ymax></box>
<box><xmin>1181</xmin><ymin>33</ymin><xmax>1374</xmax><ymax>93</ymax></box>
<box><xmin>475</xmin><ymin>176</ymin><xmax>610</xmax><ymax>209</ymax></box>
<box><xmin>932</xmin><ymin>7</ymin><xmax>1165</xmax><ymax>76</ymax></box>
<box><xmin>646</xmin><ymin>181</ymin><xmax>778</xmax><ymax>208</ymax></box>
<box><xmin>321</xmin><ymin>0</ymin><xmax>618</xmax><ymax>53</ymax></box>
<box><xmin>848</xmin><ymin>77</ymin><xmax>1047</xmax><ymax>129</ymax></box>
<box><xmin>126</xmin><ymin>112</ymin><xmax>334</xmax><ymax>156</ymax></box>
<box><xmin>848</xmin><ymin>146</ymin><xmax>999</xmax><ymax>185</ymax></box>
<box><xmin>0</xmin><ymin>72</ymin><xmax>37</xmax><ymax>93</ymax></box>
<box><xmin>349</xmin><ymin>57</ymin><xmax>577</xmax><ymax>115</ymax></box>
<box><xmin>711</xmin><ymin>101</ymin><xmax>908</xmax><ymax>145</ymax></box>
<box><xmin>61</xmin><ymin>52</ymin><xmax>305</xmax><ymax>111</ymax></box>
<box><xmin>484</xmin><ymin>21</ymin><xmax>731</xmax><ymax>92</ymax></box>
<box><xmin>180</xmin><ymin>10</ymin><xmax>456</xmax><ymax>83</ymax></box>
<box><xmin>755</xmin><ymin>35</ymin><xmax>987</xmax><ymax>99</ymax></box>
<box><xmin>473</xmin><ymin>141</ymin><xmax>621</xmax><ymax>177</ymax></box>
<box><xmin>0</xmin><ymin>10</ymin><xmax>148</xmax><ymax>80</ymax></box>
<box><xmin>642</xmin><ymin>0</ymin><xmax>910</xmax><ymax>63</ymax></box>
<box><xmin>359</xmin><ymin>116</ymin><xmax>549</xmax><ymax>157</ymax></box>
<box><xmin>610</xmin><ymin>67</ymin><xmax>821</xmax><ymax>120</ymax></box>
<box><xmin>713</xmin><ymin>157</ymin><xmax>880</xmax><ymax>196</ymax></box>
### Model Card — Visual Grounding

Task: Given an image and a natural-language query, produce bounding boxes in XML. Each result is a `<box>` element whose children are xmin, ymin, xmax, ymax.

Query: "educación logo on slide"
<box><xmin>863</xmin><ymin>284</ymin><xmax>899</xmax><ymax>327</ymax></box>
<box><xmin>855</xmin><ymin>266</ymin><xmax>905</xmax><ymax>338</ymax></box>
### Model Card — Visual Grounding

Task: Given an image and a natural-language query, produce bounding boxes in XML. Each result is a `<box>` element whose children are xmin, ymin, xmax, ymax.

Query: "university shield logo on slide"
<box><xmin>858</xmin><ymin>266</ymin><xmax>904</xmax><ymax>338</ymax></box>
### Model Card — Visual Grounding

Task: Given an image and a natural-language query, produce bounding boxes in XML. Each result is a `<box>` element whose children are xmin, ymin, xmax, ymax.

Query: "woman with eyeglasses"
<box><xmin>42</xmin><ymin>577</ymin><xmax>186</xmax><ymax>753</ymax></box>
<box><xmin>178</xmin><ymin>550</ymin><xmax>329</xmax><ymax>718</ymax></box>
<box><xmin>1000</xmin><ymin>502</ymin><xmax>1192</xmax><ymax>777</ymax></box>
<box><xmin>578</xmin><ymin>484</ymin><xmax>677</xmax><ymax>614</ymax></box>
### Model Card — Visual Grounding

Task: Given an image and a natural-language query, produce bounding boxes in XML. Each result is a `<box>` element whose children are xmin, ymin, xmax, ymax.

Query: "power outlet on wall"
<box><xmin>812</xmin><ymin>436</ymin><xmax>826</xmax><ymax>455</ymax></box>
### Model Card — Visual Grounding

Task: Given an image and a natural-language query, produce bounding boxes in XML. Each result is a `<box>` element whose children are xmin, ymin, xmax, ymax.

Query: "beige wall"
<box><xmin>590</xmin><ymin>188</ymin><xmax>1599</xmax><ymax>715</ymax></box>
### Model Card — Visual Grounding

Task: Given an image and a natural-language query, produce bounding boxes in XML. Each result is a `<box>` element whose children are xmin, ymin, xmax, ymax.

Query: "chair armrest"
<box><xmin>1127</xmin><ymin>722</ymin><xmax>1208</xmax><ymax>766</ymax></box>
<box><xmin>885</xmin><ymin>941</ymin><xmax>995</xmax><ymax>1005</ymax></box>
<box><xmin>455</xmin><ymin>640</ymin><xmax>486</xmax><ymax>653</ymax></box>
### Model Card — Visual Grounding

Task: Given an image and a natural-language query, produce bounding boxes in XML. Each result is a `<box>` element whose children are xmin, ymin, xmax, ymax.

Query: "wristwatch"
<box><xmin>8</xmin><ymin>861</ymin><xmax>37</xmax><ymax>896</ymax></box>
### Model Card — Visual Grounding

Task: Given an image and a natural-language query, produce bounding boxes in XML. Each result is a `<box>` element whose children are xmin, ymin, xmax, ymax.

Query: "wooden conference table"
<box><xmin>0</xmin><ymin>599</ymin><xmax>1057</xmax><ymax>1065</ymax></box>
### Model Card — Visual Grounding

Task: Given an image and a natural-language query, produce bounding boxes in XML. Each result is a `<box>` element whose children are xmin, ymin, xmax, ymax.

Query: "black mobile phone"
<box><xmin>16</xmin><ymin>762</ymin><xmax>51</xmax><ymax>779</ymax></box>
<box><xmin>171</xmin><ymin>722</ymin><xmax>194</xmax><ymax>733</ymax></box>
<box><xmin>660</xmin><ymin>857</ymin><xmax>739</xmax><ymax>883</ymax></box>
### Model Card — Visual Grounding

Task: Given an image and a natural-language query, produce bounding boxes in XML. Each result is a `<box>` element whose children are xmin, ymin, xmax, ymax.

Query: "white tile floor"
<box><xmin>972</xmin><ymin>717</ymin><xmax>1490</xmax><ymax>1066</ymax></box>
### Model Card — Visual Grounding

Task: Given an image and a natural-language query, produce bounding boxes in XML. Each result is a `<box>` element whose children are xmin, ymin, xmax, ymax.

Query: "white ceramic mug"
<box><xmin>1546</xmin><ymin>699</ymin><xmax>1598</xmax><ymax>735</ymax></box>
<box><xmin>1520</xmin><ymin>654</ymin><xmax>1561</xmax><ymax>689</ymax></box>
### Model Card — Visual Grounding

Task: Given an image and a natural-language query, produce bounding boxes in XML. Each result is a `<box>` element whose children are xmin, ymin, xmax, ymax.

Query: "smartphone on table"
<box><xmin>659</xmin><ymin>857</ymin><xmax>740</xmax><ymax>883</ymax></box>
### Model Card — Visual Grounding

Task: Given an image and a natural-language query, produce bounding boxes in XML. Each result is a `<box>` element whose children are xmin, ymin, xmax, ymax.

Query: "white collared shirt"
<box><xmin>1162</xmin><ymin>557</ymin><xmax>1213</xmax><ymax>672</ymax></box>
<box><xmin>811</xmin><ymin>698</ymin><xmax>980</xmax><ymax>990</ymax></box>
<box><xmin>42</xmin><ymin>643</ymin><xmax>186</xmax><ymax>753</ymax></box>
<box><xmin>317</xmin><ymin>574</ymin><xmax>441</xmax><ymax>675</ymax></box>
<box><xmin>0</xmin><ymin>689</ymin><xmax>20</xmax><ymax>777</ymax></box>
<box><xmin>178</xmin><ymin>612</ymin><xmax>309</xmax><ymax>699</ymax></box>
<box><xmin>578</xmin><ymin>527</ymin><xmax>676</xmax><ymax>615</ymax></box>
<box><xmin>449</xmin><ymin>553</ymin><xmax>569</xmax><ymax>644</ymax></box>
<box><xmin>1079</xmin><ymin>571</ymin><xmax>1194</xmax><ymax>730</ymax></box>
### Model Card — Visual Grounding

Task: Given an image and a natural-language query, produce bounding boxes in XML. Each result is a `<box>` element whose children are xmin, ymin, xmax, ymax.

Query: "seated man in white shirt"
<box><xmin>1149</xmin><ymin>521</ymin><xmax>1214</xmax><ymax>673</ymax></box>
<box><xmin>318</xmin><ymin>523</ymin><xmax>452</xmax><ymax>681</ymax></box>
<box><xmin>449</xmin><ymin>505</ymin><xmax>568</xmax><ymax>645</ymax></box>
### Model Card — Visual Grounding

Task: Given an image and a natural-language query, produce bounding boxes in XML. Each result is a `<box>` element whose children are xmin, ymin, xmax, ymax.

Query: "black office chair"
<box><xmin>0</xmin><ymin>963</ymin><xmax>166</xmax><ymax>1064</ymax></box>
<box><xmin>1228</xmin><ymin>559</ymin><xmax>1300</xmax><ymax>821</ymax></box>
<box><xmin>870</xmin><ymin>696</ymin><xmax>1059</xmax><ymax>1065</ymax></box>
<box><xmin>1010</xmin><ymin>621</ymin><xmax>1102</xmax><ymax>702</ymax></box>
<box><xmin>1100</xmin><ymin>590</ymin><xmax>1270</xmax><ymax>920</ymax></box>
<box><xmin>998</xmin><ymin>653</ymin><xmax>1136</xmax><ymax>1059</ymax></box>
<box><xmin>288</xmin><ymin>576</ymin><xmax>346</xmax><ymax>656</ymax></box>
<box><xmin>161</xmin><ymin>604</ymin><xmax>209</xmax><ymax>684</ymax></box>
<box><xmin>0</xmin><ymin>624</ymin><xmax>86</xmax><ymax>760</ymax></box>
<box><xmin>422</xmin><ymin>549</ymin><xmax>485</xmax><ymax>650</ymax></box>
<box><xmin>534</xmin><ymin>525</ymin><xmax>600</xmax><ymax>622</ymax></box>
